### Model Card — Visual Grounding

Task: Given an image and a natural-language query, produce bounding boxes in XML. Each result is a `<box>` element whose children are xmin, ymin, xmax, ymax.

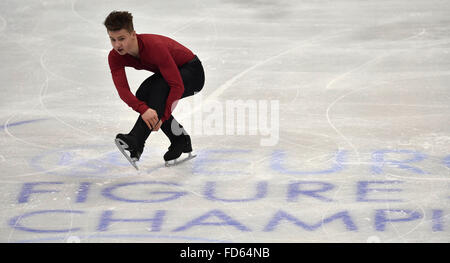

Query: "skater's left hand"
<box><xmin>142</xmin><ymin>108</ymin><xmax>162</xmax><ymax>131</ymax></box>
<box><xmin>152</xmin><ymin>119</ymin><xmax>162</xmax><ymax>131</ymax></box>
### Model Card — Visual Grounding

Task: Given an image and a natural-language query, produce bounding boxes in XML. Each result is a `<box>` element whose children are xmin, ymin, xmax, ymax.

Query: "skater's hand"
<box><xmin>152</xmin><ymin>119</ymin><xmax>162</xmax><ymax>131</ymax></box>
<box><xmin>142</xmin><ymin>108</ymin><xmax>161</xmax><ymax>131</ymax></box>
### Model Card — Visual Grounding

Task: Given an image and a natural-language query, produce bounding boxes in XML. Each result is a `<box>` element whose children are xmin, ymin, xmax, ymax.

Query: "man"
<box><xmin>104</xmin><ymin>11</ymin><xmax>205</xmax><ymax>169</ymax></box>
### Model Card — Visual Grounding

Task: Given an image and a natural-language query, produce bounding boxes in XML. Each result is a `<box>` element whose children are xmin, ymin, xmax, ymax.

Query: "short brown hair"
<box><xmin>104</xmin><ymin>11</ymin><xmax>134</xmax><ymax>32</ymax></box>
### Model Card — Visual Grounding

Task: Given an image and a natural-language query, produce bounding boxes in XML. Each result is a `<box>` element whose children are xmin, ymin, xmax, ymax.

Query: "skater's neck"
<box><xmin>128</xmin><ymin>36</ymin><xmax>140</xmax><ymax>59</ymax></box>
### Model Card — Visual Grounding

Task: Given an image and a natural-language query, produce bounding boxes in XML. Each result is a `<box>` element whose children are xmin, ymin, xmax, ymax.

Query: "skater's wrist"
<box><xmin>137</xmin><ymin>104</ymin><xmax>149</xmax><ymax>115</ymax></box>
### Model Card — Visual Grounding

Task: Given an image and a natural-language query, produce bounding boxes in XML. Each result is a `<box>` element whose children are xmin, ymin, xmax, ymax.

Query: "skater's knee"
<box><xmin>135</xmin><ymin>88</ymin><xmax>146</xmax><ymax>101</ymax></box>
<box><xmin>195</xmin><ymin>78</ymin><xmax>204</xmax><ymax>93</ymax></box>
<box><xmin>195</xmin><ymin>65</ymin><xmax>205</xmax><ymax>92</ymax></box>
<box><xmin>136</xmin><ymin>75</ymin><xmax>168</xmax><ymax>101</ymax></box>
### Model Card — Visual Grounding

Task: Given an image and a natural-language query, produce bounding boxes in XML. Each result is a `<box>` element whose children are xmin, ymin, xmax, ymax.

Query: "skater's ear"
<box><xmin>124</xmin><ymin>29</ymin><xmax>135</xmax><ymax>39</ymax></box>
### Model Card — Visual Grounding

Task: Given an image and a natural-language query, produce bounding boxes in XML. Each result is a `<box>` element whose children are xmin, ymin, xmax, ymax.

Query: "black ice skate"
<box><xmin>115</xmin><ymin>133</ymin><xmax>143</xmax><ymax>170</ymax></box>
<box><xmin>164</xmin><ymin>135</ymin><xmax>196</xmax><ymax>167</ymax></box>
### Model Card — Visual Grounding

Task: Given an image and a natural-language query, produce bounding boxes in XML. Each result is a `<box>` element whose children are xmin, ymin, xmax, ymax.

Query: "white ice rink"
<box><xmin>0</xmin><ymin>0</ymin><xmax>449</xmax><ymax>243</ymax></box>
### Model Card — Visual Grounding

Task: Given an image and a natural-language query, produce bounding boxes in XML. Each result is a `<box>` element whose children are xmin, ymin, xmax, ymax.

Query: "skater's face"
<box><xmin>108</xmin><ymin>29</ymin><xmax>136</xmax><ymax>56</ymax></box>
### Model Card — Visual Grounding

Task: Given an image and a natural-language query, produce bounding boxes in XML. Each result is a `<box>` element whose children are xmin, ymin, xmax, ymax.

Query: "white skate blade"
<box><xmin>115</xmin><ymin>138</ymin><xmax>139</xmax><ymax>170</ymax></box>
<box><xmin>165</xmin><ymin>152</ymin><xmax>197</xmax><ymax>167</ymax></box>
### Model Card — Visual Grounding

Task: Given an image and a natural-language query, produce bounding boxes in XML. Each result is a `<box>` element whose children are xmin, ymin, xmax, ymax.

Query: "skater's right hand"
<box><xmin>142</xmin><ymin>108</ymin><xmax>160</xmax><ymax>131</ymax></box>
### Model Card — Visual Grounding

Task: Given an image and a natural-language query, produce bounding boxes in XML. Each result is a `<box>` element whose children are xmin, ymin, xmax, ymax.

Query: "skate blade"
<box><xmin>115</xmin><ymin>138</ymin><xmax>139</xmax><ymax>170</ymax></box>
<box><xmin>165</xmin><ymin>152</ymin><xmax>197</xmax><ymax>167</ymax></box>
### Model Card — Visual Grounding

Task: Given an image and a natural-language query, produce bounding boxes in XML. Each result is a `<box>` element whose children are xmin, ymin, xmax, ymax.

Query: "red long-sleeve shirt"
<box><xmin>108</xmin><ymin>33</ymin><xmax>195</xmax><ymax>122</ymax></box>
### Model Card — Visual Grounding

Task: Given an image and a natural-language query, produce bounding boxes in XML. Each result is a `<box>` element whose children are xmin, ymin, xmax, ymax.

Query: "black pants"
<box><xmin>129</xmin><ymin>55</ymin><xmax>205</xmax><ymax>148</ymax></box>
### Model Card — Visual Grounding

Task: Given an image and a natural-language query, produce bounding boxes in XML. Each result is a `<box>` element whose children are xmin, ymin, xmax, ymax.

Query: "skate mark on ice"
<box><xmin>70</xmin><ymin>0</ymin><xmax>106</xmax><ymax>28</ymax></box>
<box><xmin>324</xmin><ymin>27</ymin><xmax>436</xmax><ymax>165</ymax></box>
<box><xmin>320</xmin><ymin>27</ymin><xmax>440</xmax><ymax>238</ymax></box>
<box><xmin>39</xmin><ymin>53</ymin><xmax>99</xmax><ymax>139</ymax></box>
<box><xmin>3</xmin><ymin>116</ymin><xmax>54</xmax><ymax>150</ymax></box>
<box><xmin>323</xmin><ymin>28</ymin><xmax>439</xmax><ymax>163</ymax></box>
<box><xmin>325</xmin><ymin>53</ymin><xmax>388</xmax><ymax>166</ymax></box>
<box><xmin>179</xmin><ymin>30</ymin><xmax>352</xmax><ymax>120</ymax></box>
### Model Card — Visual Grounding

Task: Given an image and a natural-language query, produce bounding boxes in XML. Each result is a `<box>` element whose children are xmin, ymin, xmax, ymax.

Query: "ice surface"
<box><xmin>0</xmin><ymin>0</ymin><xmax>449</xmax><ymax>243</ymax></box>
